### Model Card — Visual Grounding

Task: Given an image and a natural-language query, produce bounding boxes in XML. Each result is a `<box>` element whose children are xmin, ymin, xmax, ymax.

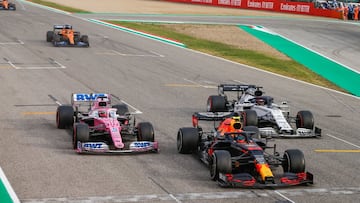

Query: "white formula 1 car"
<box><xmin>206</xmin><ymin>84</ymin><xmax>321</xmax><ymax>138</ymax></box>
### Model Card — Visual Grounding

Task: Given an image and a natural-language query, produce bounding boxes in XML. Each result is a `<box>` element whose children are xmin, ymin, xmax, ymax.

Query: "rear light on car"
<box><xmin>192</xmin><ymin>115</ymin><xmax>198</xmax><ymax>127</ymax></box>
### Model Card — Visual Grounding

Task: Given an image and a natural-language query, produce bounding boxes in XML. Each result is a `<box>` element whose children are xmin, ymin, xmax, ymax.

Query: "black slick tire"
<box><xmin>56</xmin><ymin>105</ymin><xmax>74</xmax><ymax>129</ymax></box>
<box><xmin>137</xmin><ymin>122</ymin><xmax>155</xmax><ymax>142</ymax></box>
<box><xmin>282</xmin><ymin>149</ymin><xmax>305</xmax><ymax>173</ymax></box>
<box><xmin>177</xmin><ymin>127</ymin><xmax>199</xmax><ymax>154</ymax></box>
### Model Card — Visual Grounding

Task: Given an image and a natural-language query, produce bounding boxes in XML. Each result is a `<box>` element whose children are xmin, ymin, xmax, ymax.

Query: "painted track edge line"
<box><xmin>87</xmin><ymin>19</ymin><xmax>186</xmax><ymax>48</ymax></box>
<box><xmin>0</xmin><ymin>167</ymin><xmax>20</xmax><ymax>203</ymax></box>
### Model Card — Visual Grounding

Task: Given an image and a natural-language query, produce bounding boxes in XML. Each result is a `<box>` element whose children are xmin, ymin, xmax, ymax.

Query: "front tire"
<box><xmin>296</xmin><ymin>110</ymin><xmax>314</xmax><ymax>129</ymax></box>
<box><xmin>177</xmin><ymin>127</ymin><xmax>199</xmax><ymax>154</ymax></box>
<box><xmin>53</xmin><ymin>34</ymin><xmax>61</xmax><ymax>46</ymax></box>
<box><xmin>80</xmin><ymin>35</ymin><xmax>89</xmax><ymax>47</ymax></box>
<box><xmin>46</xmin><ymin>31</ymin><xmax>54</xmax><ymax>42</ymax></box>
<box><xmin>73</xmin><ymin>123</ymin><xmax>89</xmax><ymax>149</ymax></box>
<box><xmin>282</xmin><ymin>149</ymin><xmax>305</xmax><ymax>173</ymax></box>
<box><xmin>210</xmin><ymin>150</ymin><xmax>232</xmax><ymax>180</ymax></box>
<box><xmin>137</xmin><ymin>122</ymin><xmax>154</xmax><ymax>142</ymax></box>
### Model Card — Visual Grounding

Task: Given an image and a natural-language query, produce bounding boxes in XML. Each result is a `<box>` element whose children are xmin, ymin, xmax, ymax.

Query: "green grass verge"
<box><xmin>27</xmin><ymin>0</ymin><xmax>91</xmax><ymax>13</ymax></box>
<box><xmin>108</xmin><ymin>21</ymin><xmax>346</xmax><ymax>93</ymax></box>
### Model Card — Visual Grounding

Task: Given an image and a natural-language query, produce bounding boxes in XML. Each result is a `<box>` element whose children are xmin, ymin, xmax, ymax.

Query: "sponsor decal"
<box><xmin>73</xmin><ymin>93</ymin><xmax>106</xmax><ymax>101</ymax></box>
<box><xmin>129</xmin><ymin>141</ymin><xmax>153</xmax><ymax>151</ymax></box>
<box><xmin>247</xmin><ymin>1</ymin><xmax>274</xmax><ymax>9</ymax></box>
<box><xmin>191</xmin><ymin>0</ymin><xmax>212</xmax><ymax>4</ymax></box>
<box><xmin>218</xmin><ymin>0</ymin><xmax>241</xmax><ymax>6</ymax></box>
<box><xmin>280</xmin><ymin>3</ymin><xmax>310</xmax><ymax>13</ymax></box>
<box><xmin>83</xmin><ymin>142</ymin><xmax>104</xmax><ymax>149</ymax></box>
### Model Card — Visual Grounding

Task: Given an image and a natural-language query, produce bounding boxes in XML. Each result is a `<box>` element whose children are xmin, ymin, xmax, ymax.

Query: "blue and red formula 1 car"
<box><xmin>177</xmin><ymin>111</ymin><xmax>313</xmax><ymax>188</ymax></box>
<box><xmin>56</xmin><ymin>93</ymin><xmax>158</xmax><ymax>154</ymax></box>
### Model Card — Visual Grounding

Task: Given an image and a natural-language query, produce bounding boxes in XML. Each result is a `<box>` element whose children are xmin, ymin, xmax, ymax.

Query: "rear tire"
<box><xmin>73</xmin><ymin>123</ymin><xmax>89</xmax><ymax>149</ymax></box>
<box><xmin>56</xmin><ymin>105</ymin><xmax>74</xmax><ymax>129</ymax></box>
<box><xmin>296</xmin><ymin>110</ymin><xmax>314</xmax><ymax>129</ymax></box>
<box><xmin>282</xmin><ymin>149</ymin><xmax>305</xmax><ymax>173</ymax></box>
<box><xmin>207</xmin><ymin>95</ymin><xmax>227</xmax><ymax>112</ymax></box>
<box><xmin>137</xmin><ymin>122</ymin><xmax>154</xmax><ymax>142</ymax></box>
<box><xmin>177</xmin><ymin>127</ymin><xmax>199</xmax><ymax>154</ymax></box>
<box><xmin>210</xmin><ymin>150</ymin><xmax>232</xmax><ymax>180</ymax></box>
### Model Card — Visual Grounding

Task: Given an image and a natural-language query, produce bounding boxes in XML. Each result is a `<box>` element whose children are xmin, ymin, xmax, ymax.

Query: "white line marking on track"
<box><xmin>274</xmin><ymin>190</ymin><xmax>295</xmax><ymax>203</ymax></box>
<box><xmin>169</xmin><ymin>194</ymin><xmax>182</xmax><ymax>203</ymax></box>
<box><xmin>5</xmin><ymin>59</ymin><xmax>66</xmax><ymax>70</ymax></box>
<box><xmin>96</xmin><ymin>50</ymin><xmax>164</xmax><ymax>57</ymax></box>
<box><xmin>327</xmin><ymin>134</ymin><xmax>360</xmax><ymax>149</ymax></box>
<box><xmin>0</xmin><ymin>40</ymin><xmax>24</xmax><ymax>45</ymax></box>
<box><xmin>0</xmin><ymin>167</ymin><xmax>20</xmax><ymax>203</ymax></box>
<box><xmin>21</xmin><ymin>187</ymin><xmax>360</xmax><ymax>202</ymax></box>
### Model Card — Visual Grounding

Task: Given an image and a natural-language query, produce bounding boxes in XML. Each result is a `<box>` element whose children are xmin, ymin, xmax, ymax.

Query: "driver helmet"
<box><xmin>256</xmin><ymin>98</ymin><xmax>265</xmax><ymax>106</ymax></box>
<box><xmin>233</xmin><ymin>134</ymin><xmax>245</xmax><ymax>143</ymax></box>
<box><xmin>98</xmin><ymin>110</ymin><xmax>107</xmax><ymax>118</ymax></box>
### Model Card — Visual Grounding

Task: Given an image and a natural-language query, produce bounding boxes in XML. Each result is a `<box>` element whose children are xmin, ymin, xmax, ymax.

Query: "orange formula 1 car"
<box><xmin>46</xmin><ymin>25</ymin><xmax>89</xmax><ymax>47</ymax></box>
<box><xmin>0</xmin><ymin>0</ymin><xmax>16</xmax><ymax>10</ymax></box>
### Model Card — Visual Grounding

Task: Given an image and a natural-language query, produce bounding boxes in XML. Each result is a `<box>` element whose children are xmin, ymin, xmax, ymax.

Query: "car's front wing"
<box><xmin>259</xmin><ymin>127</ymin><xmax>321</xmax><ymax>138</ymax></box>
<box><xmin>75</xmin><ymin>141</ymin><xmax>158</xmax><ymax>154</ymax></box>
<box><xmin>53</xmin><ymin>41</ymin><xmax>89</xmax><ymax>47</ymax></box>
<box><xmin>217</xmin><ymin>172</ymin><xmax>314</xmax><ymax>188</ymax></box>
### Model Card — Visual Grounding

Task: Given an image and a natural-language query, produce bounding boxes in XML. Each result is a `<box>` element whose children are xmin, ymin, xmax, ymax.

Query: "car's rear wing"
<box><xmin>218</xmin><ymin>84</ymin><xmax>257</xmax><ymax>92</ymax></box>
<box><xmin>218</xmin><ymin>84</ymin><xmax>264</xmax><ymax>97</ymax></box>
<box><xmin>54</xmin><ymin>24</ymin><xmax>72</xmax><ymax>30</ymax></box>
<box><xmin>71</xmin><ymin>93</ymin><xmax>111</xmax><ymax>109</ymax></box>
<box><xmin>193</xmin><ymin>112</ymin><xmax>232</xmax><ymax>121</ymax></box>
<box><xmin>192</xmin><ymin>112</ymin><xmax>234</xmax><ymax>128</ymax></box>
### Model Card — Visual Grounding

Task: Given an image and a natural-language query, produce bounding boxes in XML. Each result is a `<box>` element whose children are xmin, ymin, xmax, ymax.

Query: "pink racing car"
<box><xmin>56</xmin><ymin>93</ymin><xmax>158</xmax><ymax>154</ymax></box>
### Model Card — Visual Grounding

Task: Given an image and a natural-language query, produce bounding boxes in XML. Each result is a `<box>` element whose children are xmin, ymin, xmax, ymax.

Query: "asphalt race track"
<box><xmin>0</xmin><ymin>2</ymin><xmax>359</xmax><ymax>203</ymax></box>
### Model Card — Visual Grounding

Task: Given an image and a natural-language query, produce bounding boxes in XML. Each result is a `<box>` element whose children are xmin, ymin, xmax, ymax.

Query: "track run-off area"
<box><xmin>0</xmin><ymin>0</ymin><xmax>359</xmax><ymax>202</ymax></box>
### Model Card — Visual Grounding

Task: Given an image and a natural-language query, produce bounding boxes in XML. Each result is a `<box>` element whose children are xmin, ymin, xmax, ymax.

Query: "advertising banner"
<box><xmin>164</xmin><ymin>0</ymin><xmax>342</xmax><ymax>19</ymax></box>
